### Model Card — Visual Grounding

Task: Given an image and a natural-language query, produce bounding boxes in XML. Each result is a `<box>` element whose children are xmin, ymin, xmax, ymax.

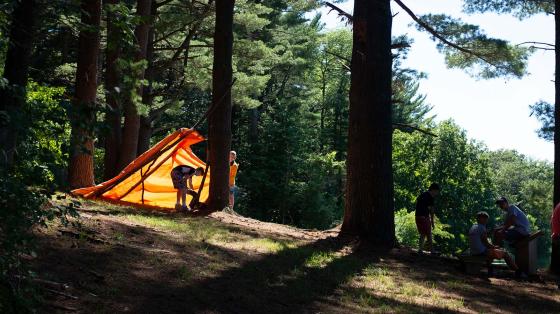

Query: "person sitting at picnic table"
<box><xmin>469</xmin><ymin>211</ymin><xmax>519</xmax><ymax>276</ymax></box>
<box><xmin>415</xmin><ymin>183</ymin><xmax>440</xmax><ymax>254</ymax></box>
<box><xmin>171</xmin><ymin>164</ymin><xmax>204</xmax><ymax>211</ymax></box>
<box><xmin>493</xmin><ymin>196</ymin><xmax>531</xmax><ymax>247</ymax></box>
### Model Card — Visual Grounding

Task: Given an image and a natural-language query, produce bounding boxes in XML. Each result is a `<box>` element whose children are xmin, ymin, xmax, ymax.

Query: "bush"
<box><xmin>395</xmin><ymin>208</ymin><xmax>454</xmax><ymax>250</ymax></box>
<box><xmin>0</xmin><ymin>172</ymin><xmax>78</xmax><ymax>310</ymax></box>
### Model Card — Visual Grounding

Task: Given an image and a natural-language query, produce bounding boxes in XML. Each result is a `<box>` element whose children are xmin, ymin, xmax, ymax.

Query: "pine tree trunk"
<box><xmin>554</xmin><ymin>1</ymin><xmax>560</xmax><ymax>207</ymax></box>
<box><xmin>68</xmin><ymin>0</ymin><xmax>101</xmax><ymax>189</ymax></box>
<box><xmin>0</xmin><ymin>0</ymin><xmax>35</xmax><ymax>169</ymax></box>
<box><xmin>118</xmin><ymin>0</ymin><xmax>151</xmax><ymax>170</ymax></box>
<box><xmin>137</xmin><ymin>4</ymin><xmax>156</xmax><ymax>156</ymax></box>
<box><xmin>552</xmin><ymin>0</ymin><xmax>560</xmax><ymax>274</ymax></box>
<box><xmin>103</xmin><ymin>0</ymin><xmax>122</xmax><ymax>180</ymax></box>
<box><xmin>137</xmin><ymin>116</ymin><xmax>152</xmax><ymax>155</ymax></box>
<box><xmin>341</xmin><ymin>0</ymin><xmax>395</xmax><ymax>247</ymax></box>
<box><xmin>208</xmin><ymin>0</ymin><xmax>235</xmax><ymax>211</ymax></box>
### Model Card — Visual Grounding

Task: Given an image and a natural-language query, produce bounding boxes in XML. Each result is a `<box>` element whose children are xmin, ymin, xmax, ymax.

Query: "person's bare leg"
<box><xmin>176</xmin><ymin>190</ymin><xmax>180</xmax><ymax>205</ymax></box>
<box><xmin>181</xmin><ymin>188</ymin><xmax>187</xmax><ymax>207</ymax></box>
<box><xmin>494</xmin><ymin>229</ymin><xmax>505</xmax><ymax>247</ymax></box>
<box><xmin>419</xmin><ymin>235</ymin><xmax>425</xmax><ymax>253</ymax></box>
<box><xmin>427</xmin><ymin>233</ymin><xmax>433</xmax><ymax>253</ymax></box>
<box><xmin>503</xmin><ymin>253</ymin><xmax>518</xmax><ymax>271</ymax></box>
<box><xmin>229</xmin><ymin>192</ymin><xmax>234</xmax><ymax>208</ymax></box>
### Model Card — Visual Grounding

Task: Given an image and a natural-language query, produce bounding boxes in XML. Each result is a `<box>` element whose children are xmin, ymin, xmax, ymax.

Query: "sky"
<box><xmin>315</xmin><ymin>0</ymin><xmax>555</xmax><ymax>162</ymax></box>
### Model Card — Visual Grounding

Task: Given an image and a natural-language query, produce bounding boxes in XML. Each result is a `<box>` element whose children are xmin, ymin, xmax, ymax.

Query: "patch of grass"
<box><xmin>244</xmin><ymin>238</ymin><xmax>295</xmax><ymax>253</ymax></box>
<box><xmin>304</xmin><ymin>251</ymin><xmax>337</xmax><ymax>268</ymax></box>
<box><xmin>123</xmin><ymin>214</ymin><xmax>300</xmax><ymax>255</ymax></box>
<box><xmin>177</xmin><ymin>265</ymin><xmax>192</xmax><ymax>281</ymax></box>
<box><xmin>401</xmin><ymin>282</ymin><xmax>424</xmax><ymax>298</ymax></box>
<box><xmin>123</xmin><ymin>214</ymin><xmax>231</xmax><ymax>243</ymax></box>
<box><xmin>113</xmin><ymin>232</ymin><xmax>125</xmax><ymax>241</ymax></box>
<box><xmin>445</xmin><ymin>279</ymin><xmax>468</xmax><ymax>290</ymax></box>
<box><xmin>363</xmin><ymin>265</ymin><xmax>395</xmax><ymax>291</ymax></box>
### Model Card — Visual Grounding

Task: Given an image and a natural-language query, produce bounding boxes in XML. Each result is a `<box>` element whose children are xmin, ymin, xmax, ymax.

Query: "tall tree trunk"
<box><xmin>208</xmin><ymin>0</ymin><xmax>235</xmax><ymax>211</ymax></box>
<box><xmin>138</xmin><ymin>116</ymin><xmax>153</xmax><ymax>154</ymax></box>
<box><xmin>0</xmin><ymin>0</ymin><xmax>35</xmax><ymax>169</ymax></box>
<box><xmin>341</xmin><ymin>0</ymin><xmax>395</xmax><ymax>247</ymax></box>
<box><xmin>137</xmin><ymin>1</ymin><xmax>156</xmax><ymax>156</ymax></box>
<box><xmin>552</xmin><ymin>0</ymin><xmax>560</xmax><ymax>275</ymax></box>
<box><xmin>118</xmin><ymin>0</ymin><xmax>151</xmax><ymax>170</ymax></box>
<box><xmin>68</xmin><ymin>0</ymin><xmax>101</xmax><ymax>189</ymax></box>
<box><xmin>554</xmin><ymin>1</ymin><xmax>560</xmax><ymax>207</ymax></box>
<box><xmin>103</xmin><ymin>0</ymin><xmax>122</xmax><ymax>179</ymax></box>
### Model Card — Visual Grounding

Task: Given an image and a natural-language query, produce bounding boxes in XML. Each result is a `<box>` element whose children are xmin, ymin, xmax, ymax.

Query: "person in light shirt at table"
<box><xmin>469</xmin><ymin>211</ymin><xmax>519</xmax><ymax>277</ymax></box>
<box><xmin>493</xmin><ymin>196</ymin><xmax>531</xmax><ymax>246</ymax></box>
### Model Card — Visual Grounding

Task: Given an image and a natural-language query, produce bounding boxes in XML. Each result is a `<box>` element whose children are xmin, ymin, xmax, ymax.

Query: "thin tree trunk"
<box><xmin>103</xmin><ymin>0</ymin><xmax>122</xmax><ymax>179</ymax></box>
<box><xmin>118</xmin><ymin>0</ymin><xmax>151</xmax><ymax>170</ymax></box>
<box><xmin>137</xmin><ymin>2</ymin><xmax>156</xmax><ymax>155</ymax></box>
<box><xmin>554</xmin><ymin>0</ymin><xmax>560</xmax><ymax>207</ymax></box>
<box><xmin>249</xmin><ymin>108</ymin><xmax>259</xmax><ymax>144</ymax></box>
<box><xmin>68</xmin><ymin>0</ymin><xmax>101</xmax><ymax>189</ymax></box>
<box><xmin>208</xmin><ymin>0</ymin><xmax>235</xmax><ymax>211</ymax></box>
<box><xmin>0</xmin><ymin>0</ymin><xmax>35</xmax><ymax>169</ymax></box>
<box><xmin>138</xmin><ymin>116</ymin><xmax>153</xmax><ymax>154</ymax></box>
<box><xmin>341</xmin><ymin>0</ymin><xmax>395</xmax><ymax>247</ymax></box>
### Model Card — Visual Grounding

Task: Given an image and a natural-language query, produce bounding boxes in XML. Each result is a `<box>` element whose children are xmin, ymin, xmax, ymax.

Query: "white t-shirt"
<box><xmin>468</xmin><ymin>223</ymin><xmax>487</xmax><ymax>255</ymax></box>
<box><xmin>506</xmin><ymin>205</ymin><xmax>530</xmax><ymax>235</ymax></box>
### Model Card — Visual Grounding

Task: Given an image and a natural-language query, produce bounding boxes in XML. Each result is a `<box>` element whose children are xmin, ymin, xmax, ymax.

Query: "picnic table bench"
<box><xmin>460</xmin><ymin>230</ymin><xmax>544</xmax><ymax>275</ymax></box>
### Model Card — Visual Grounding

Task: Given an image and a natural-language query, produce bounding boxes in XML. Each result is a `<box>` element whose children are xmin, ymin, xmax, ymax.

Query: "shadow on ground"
<box><xmin>31</xmin><ymin>209</ymin><xmax>560</xmax><ymax>314</ymax></box>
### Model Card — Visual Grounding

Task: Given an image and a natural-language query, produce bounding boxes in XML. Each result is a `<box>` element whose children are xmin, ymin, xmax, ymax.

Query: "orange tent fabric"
<box><xmin>72</xmin><ymin>128</ymin><xmax>210</xmax><ymax>210</ymax></box>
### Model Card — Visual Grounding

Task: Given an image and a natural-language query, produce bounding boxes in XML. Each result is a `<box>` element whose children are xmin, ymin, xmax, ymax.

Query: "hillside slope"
<box><xmin>30</xmin><ymin>198</ymin><xmax>559</xmax><ymax>313</ymax></box>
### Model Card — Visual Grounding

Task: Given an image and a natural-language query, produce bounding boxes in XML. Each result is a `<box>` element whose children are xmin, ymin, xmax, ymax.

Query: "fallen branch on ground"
<box><xmin>45</xmin><ymin>288</ymin><xmax>79</xmax><ymax>300</ymax></box>
<box><xmin>13</xmin><ymin>275</ymin><xmax>70</xmax><ymax>290</ymax></box>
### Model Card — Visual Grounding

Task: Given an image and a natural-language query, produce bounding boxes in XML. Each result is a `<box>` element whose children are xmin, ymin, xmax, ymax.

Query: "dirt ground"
<box><xmin>28</xmin><ymin>199</ymin><xmax>560</xmax><ymax>314</ymax></box>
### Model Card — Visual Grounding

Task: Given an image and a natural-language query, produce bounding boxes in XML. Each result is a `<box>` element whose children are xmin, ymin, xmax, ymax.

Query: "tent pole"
<box><xmin>194</xmin><ymin>162</ymin><xmax>209</xmax><ymax>205</ymax></box>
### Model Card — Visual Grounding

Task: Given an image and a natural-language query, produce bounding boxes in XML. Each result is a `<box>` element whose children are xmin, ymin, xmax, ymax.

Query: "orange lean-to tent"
<box><xmin>71</xmin><ymin>128</ymin><xmax>214</xmax><ymax>210</ymax></box>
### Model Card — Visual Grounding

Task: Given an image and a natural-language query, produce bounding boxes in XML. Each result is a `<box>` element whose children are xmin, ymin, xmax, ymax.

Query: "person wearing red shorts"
<box><xmin>415</xmin><ymin>183</ymin><xmax>440</xmax><ymax>254</ymax></box>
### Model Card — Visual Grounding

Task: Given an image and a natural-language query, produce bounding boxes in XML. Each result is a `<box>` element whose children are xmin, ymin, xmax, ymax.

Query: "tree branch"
<box><xmin>325</xmin><ymin>50</ymin><xmax>350</xmax><ymax>64</ymax></box>
<box><xmin>393</xmin><ymin>0</ymin><xmax>499</xmax><ymax>68</ymax></box>
<box><xmin>391</xmin><ymin>42</ymin><xmax>411</xmax><ymax>49</ymax></box>
<box><xmin>155</xmin><ymin>0</ymin><xmax>175</xmax><ymax>9</ymax></box>
<box><xmin>324</xmin><ymin>2</ymin><xmax>353</xmax><ymax>24</ymax></box>
<box><xmin>392</xmin><ymin>122</ymin><xmax>437</xmax><ymax>137</ymax></box>
<box><xmin>517</xmin><ymin>41</ymin><xmax>555</xmax><ymax>48</ymax></box>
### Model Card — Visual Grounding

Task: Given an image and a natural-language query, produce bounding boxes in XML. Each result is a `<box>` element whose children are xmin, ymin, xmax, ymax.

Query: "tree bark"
<box><xmin>68</xmin><ymin>0</ymin><xmax>101</xmax><ymax>189</ymax></box>
<box><xmin>137</xmin><ymin>2</ymin><xmax>156</xmax><ymax>156</ymax></box>
<box><xmin>138</xmin><ymin>116</ymin><xmax>153</xmax><ymax>155</ymax></box>
<box><xmin>554</xmin><ymin>0</ymin><xmax>560</xmax><ymax>207</ymax></box>
<box><xmin>103</xmin><ymin>0</ymin><xmax>122</xmax><ymax>180</ymax></box>
<box><xmin>117</xmin><ymin>0</ymin><xmax>151</xmax><ymax>170</ymax></box>
<box><xmin>0</xmin><ymin>0</ymin><xmax>35</xmax><ymax>169</ymax></box>
<box><xmin>208</xmin><ymin>0</ymin><xmax>235</xmax><ymax>211</ymax></box>
<box><xmin>341</xmin><ymin>0</ymin><xmax>395</xmax><ymax>247</ymax></box>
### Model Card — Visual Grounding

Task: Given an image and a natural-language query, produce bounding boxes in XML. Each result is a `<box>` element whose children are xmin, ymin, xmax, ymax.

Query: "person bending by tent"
<box><xmin>229</xmin><ymin>151</ymin><xmax>239</xmax><ymax>209</ymax></box>
<box><xmin>469</xmin><ymin>211</ymin><xmax>519</xmax><ymax>277</ymax></box>
<box><xmin>493</xmin><ymin>197</ymin><xmax>531</xmax><ymax>247</ymax></box>
<box><xmin>415</xmin><ymin>183</ymin><xmax>440</xmax><ymax>254</ymax></box>
<box><xmin>171</xmin><ymin>165</ymin><xmax>203</xmax><ymax>211</ymax></box>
